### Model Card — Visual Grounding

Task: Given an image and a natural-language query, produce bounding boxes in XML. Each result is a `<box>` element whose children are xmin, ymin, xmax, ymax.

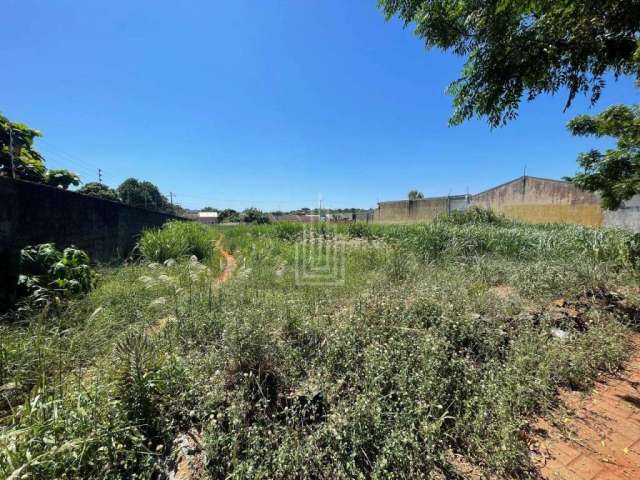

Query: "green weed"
<box><xmin>1</xmin><ymin>219</ymin><xmax>638</xmax><ymax>478</ymax></box>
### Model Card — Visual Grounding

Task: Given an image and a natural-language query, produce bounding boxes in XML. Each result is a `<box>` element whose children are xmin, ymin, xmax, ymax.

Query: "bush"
<box><xmin>436</xmin><ymin>206</ymin><xmax>509</xmax><ymax>225</ymax></box>
<box><xmin>17</xmin><ymin>243</ymin><xmax>94</xmax><ymax>303</ymax></box>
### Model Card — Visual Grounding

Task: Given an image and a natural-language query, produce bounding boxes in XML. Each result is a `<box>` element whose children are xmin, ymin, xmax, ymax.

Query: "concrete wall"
<box><xmin>470</xmin><ymin>176</ymin><xmax>603</xmax><ymax>226</ymax></box>
<box><xmin>374</xmin><ymin>196</ymin><xmax>471</xmax><ymax>224</ymax></box>
<box><xmin>373</xmin><ymin>177</ymin><xmax>613</xmax><ymax>227</ymax></box>
<box><xmin>604</xmin><ymin>195</ymin><xmax>640</xmax><ymax>233</ymax></box>
<box><xmin>0</xmin><ymin>177</ymin><xmax>179</xmax><ymax>309</ymax></box>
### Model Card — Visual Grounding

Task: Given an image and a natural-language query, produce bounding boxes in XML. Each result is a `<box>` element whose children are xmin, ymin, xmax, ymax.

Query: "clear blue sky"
<box><xmin>2</xmin><ymin>1</ymin><xmax>638</xmax><ymax>211</ymax></box>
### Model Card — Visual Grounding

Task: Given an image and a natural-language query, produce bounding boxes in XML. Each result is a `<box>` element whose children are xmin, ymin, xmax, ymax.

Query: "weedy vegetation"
<box><xmin>138</xmin><ymin>221</ymin><xmax>220</xmax><ymax>263</ymax></box>
<box><xmin>1</xmin><ymin>213</ymin><xmax>639</xmax><ymax>479</ymax></box>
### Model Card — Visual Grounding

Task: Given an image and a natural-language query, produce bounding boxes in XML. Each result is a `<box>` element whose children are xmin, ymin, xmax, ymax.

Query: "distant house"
<box><xmin>197</xmin><ymin>211</ymin><xmax>219</xmax><ymax>224</ymax></box>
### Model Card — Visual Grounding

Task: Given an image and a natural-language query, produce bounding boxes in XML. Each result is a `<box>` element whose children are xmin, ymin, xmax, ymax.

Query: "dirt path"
<box><xmin>170</xmin><ymin>237</ymin><xmax>236</xmax><ymax>480</ymax></box>
<box><xmin>215</xmin><ymin>236</ymin><xmax>237</xmax><ymax>285</ymax></box>
<box><xmin>534</xmin><ymin>334</ymin><xmax>640</xmax><ymax>480</ymax></box>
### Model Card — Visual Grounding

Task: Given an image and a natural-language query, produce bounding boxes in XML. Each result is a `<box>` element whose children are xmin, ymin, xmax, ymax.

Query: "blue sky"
<box><xmin>2</xmin><ymin>1</ymin><xmax>638</xmax><ymax>211</ymax></box>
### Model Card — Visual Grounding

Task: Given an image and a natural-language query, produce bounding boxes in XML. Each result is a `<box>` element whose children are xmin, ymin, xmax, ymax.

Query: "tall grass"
<box><xmin>2</xmin><ymin>216</ymin><xmax>639</xmax><ymax>479</ymax></box>
<box><xmin>138</xmin><ymin>221</ymin><xmax>219</xmax><ymax>262</ymax></box>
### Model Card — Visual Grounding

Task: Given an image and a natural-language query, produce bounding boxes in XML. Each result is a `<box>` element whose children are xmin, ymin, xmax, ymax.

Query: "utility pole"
<box><xmin>98</xmin><ymin>168</ymin><xmax>102</xmax><ymax>183</ymax></box>
<box><xmin>8</xmin><ymin>126</ymin><xmax>16</xmax><ymax>179</ymax></box>
<box><xmin>169</xmin><ymin>192</ymin><xmax>174</xmax><ymax>207</ymax></box>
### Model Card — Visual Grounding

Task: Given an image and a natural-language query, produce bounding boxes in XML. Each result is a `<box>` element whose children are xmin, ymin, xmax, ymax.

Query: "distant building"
<box><xmin>197</xmin><ymin>211</ymin><xmax>219</xmax><ymax>224</ymax></box>
<box><xmin>373</xmin><ymin>175</ymin><xmax>640</xmax><ymax>231</ymax></box>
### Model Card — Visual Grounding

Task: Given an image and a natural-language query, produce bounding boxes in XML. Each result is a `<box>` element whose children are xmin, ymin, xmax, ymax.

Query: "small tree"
<box><xmin>78</xmin><ymin>182</ymin><xmax>119</xmax><ymax>201</ymax></box>
<box><xmin>566</xmin><ymin>104</ymin><xmax>640</xmax><ymax>210</ymax></box>
<box><xmin>242</xmin><ymin>207</ymin><xmax>270</xmax><ymax>224</ymax></box>
<box><xmin>44</xmin><ymin>169</ymin><xmax>80</xmax><ymax>190</ymax></box>
<box><xmin>218</xmin><ymin>208</ymin><xmax>240</xmax><ymax>223</ymax></box>
<box><xmin>117</xmin><ymin>178</ymin><xmax>171</xmax><ymax>212</ymax></box>
<box><xmin>0</xmin><ymin>113</ymin><xmax>46</xmax><ymax>182</ymax></box>
<box><xmin>408</xmin><ymin>190</ymin><xmax>424</xmax><ymax>200</ymax></box>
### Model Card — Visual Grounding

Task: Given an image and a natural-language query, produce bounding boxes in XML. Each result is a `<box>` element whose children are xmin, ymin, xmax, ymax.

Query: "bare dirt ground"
<box><xmin>534</xmin><ymin>334</ymin><xmax>640</xmax><ymax>480</ymax></box>
<box><xmin>215</xmin><ymin>237</ymin><xmax>237</xmax><ymax>285</ymax></box>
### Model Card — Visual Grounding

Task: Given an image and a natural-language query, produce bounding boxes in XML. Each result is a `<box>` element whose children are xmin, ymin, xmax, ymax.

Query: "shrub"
<box><xmin>17</xmin><ymin>243</ymin><xmax>94</xmax><ymax>303</ymax></box>
<box><xmin>436</xmin><ymin>206</ymin><xmax>509</xmax><ymax>225</ymax></box>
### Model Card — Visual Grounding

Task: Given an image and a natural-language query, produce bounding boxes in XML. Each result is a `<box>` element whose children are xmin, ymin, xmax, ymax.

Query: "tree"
<box><xmin>408</xmin><ymin>190</ymin><xmax>424</xmax><ymax>200</ymax></box>
<box><xmin>379</xmin><ymin>1</ymin><xmax>640</xmax><ymax>127</ymax></box>
<box><xmin>565</xmin><ymin>104</ymin><xmax>640</xmax><ymax>209</ymax></box>
<box><xmin>242</xmin><ymin>207</ymin><xmax>270</xmax><ymax>224</ymax></box>
<box><xmin>78</xmin><ymin>182</ymin><xmax>119</xmax><ymax>201</ymax></box>
<box><xmin>201</xmin><ymin>206</ymin><xmax>217</xmax><ymax>212</ymax></box>
<box><xmin>218</xmin><ymin>208</ymin><xmax>239</xmax><ymax>223</ymax></box>
<box><xmin>43</xmin><ymin>169</ymin><xmax>80</xmax><ymax>190</ymax></box>
<box><xmin>171</xmin><ymin>204</ymin><xmax>189</xmax><ymax>217</ymax></box>
<box><xmin>0</xmin><ymin>113</ymin><xmax>46</xmax><ymax>182</ymax></box>
<box><xmin>117</xmin><ymin>178</ymin><xmax>171</xmax><ymax>212</ymax></box>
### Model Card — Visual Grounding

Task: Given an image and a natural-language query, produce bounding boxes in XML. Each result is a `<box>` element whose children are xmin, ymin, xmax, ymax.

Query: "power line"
<box><xmin>38</xmin><ymin>138</ymin><xmax>101</xmax><ymax>171</ymax></box>
<box><xmin>38</xmin><ymin>146</ymin><xmax>101</xmax><ymax>178</ymax></box>
<box><xmin>37</xmin><ymin>139</ymin><xmax>116</xmax><ymax>183</ymax></box>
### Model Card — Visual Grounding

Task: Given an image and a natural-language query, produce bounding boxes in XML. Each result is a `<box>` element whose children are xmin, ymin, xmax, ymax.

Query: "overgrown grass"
<box><xmin>138</xmin><ymin>221</ymin><xmax>220</xmax><ymax>263</ymax></box>
<box><xmin>2</xmin><ymin>216</ymin><xmax>639</xmax><ymax>479</ymax></box>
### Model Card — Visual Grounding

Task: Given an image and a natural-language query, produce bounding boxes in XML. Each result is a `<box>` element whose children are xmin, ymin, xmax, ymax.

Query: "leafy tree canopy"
<box><xmin>379</xmin><ymin>0</ymin><xmax>640</xmax><ymax>127</ymax></box>
<box><xmin>0</xmin><ymin>113</ymin><xmax>46</xmax><ymax>181</ymax></box>
<box><xmin>171</xmin><ymin>204</ymin><xmax>188</xmax><ymax>217</ymax></box>
<box><xmin>78</xmin><ymin>182</ymin><xmax>119</xmax><ymax>201</ymax></box>
<box><xmin>566</xmin><ymin>104</ymin><xmax>640</xmax><ymax>209</ymax></box>
<box><xmin>218</xmin><ymin>208</ymin><xmax>239</xmax><ymax>223</ymax></box>
<box><xmin>117</xmin><ymin>178</ymin><xmax>171</xmax><ymax>212</ymax></box>
<box><xmin>242</xmin><ymin>207</ymin><xmax>270</xmax><ymax>224</ymax></box>
<box><xmin>273</xmin><ymin>207</ymin><xmax>368</xmax><ymax>216</ymax></box>
<box><xmin>44</xmin><ymin>169</ymin><xmax>80</xmax><ymax>190</ymax></box>
<box><xmin>408</xmin><ymin>190</ymin><xmax>425</xmax><ymax>200</ymax></box>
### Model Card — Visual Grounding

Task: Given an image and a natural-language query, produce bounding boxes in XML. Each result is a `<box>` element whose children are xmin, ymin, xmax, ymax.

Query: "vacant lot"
<box><xmin>2</xmin><ymin>212</ymin><xmax>640</xmax><ymax>479</ymax></box>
